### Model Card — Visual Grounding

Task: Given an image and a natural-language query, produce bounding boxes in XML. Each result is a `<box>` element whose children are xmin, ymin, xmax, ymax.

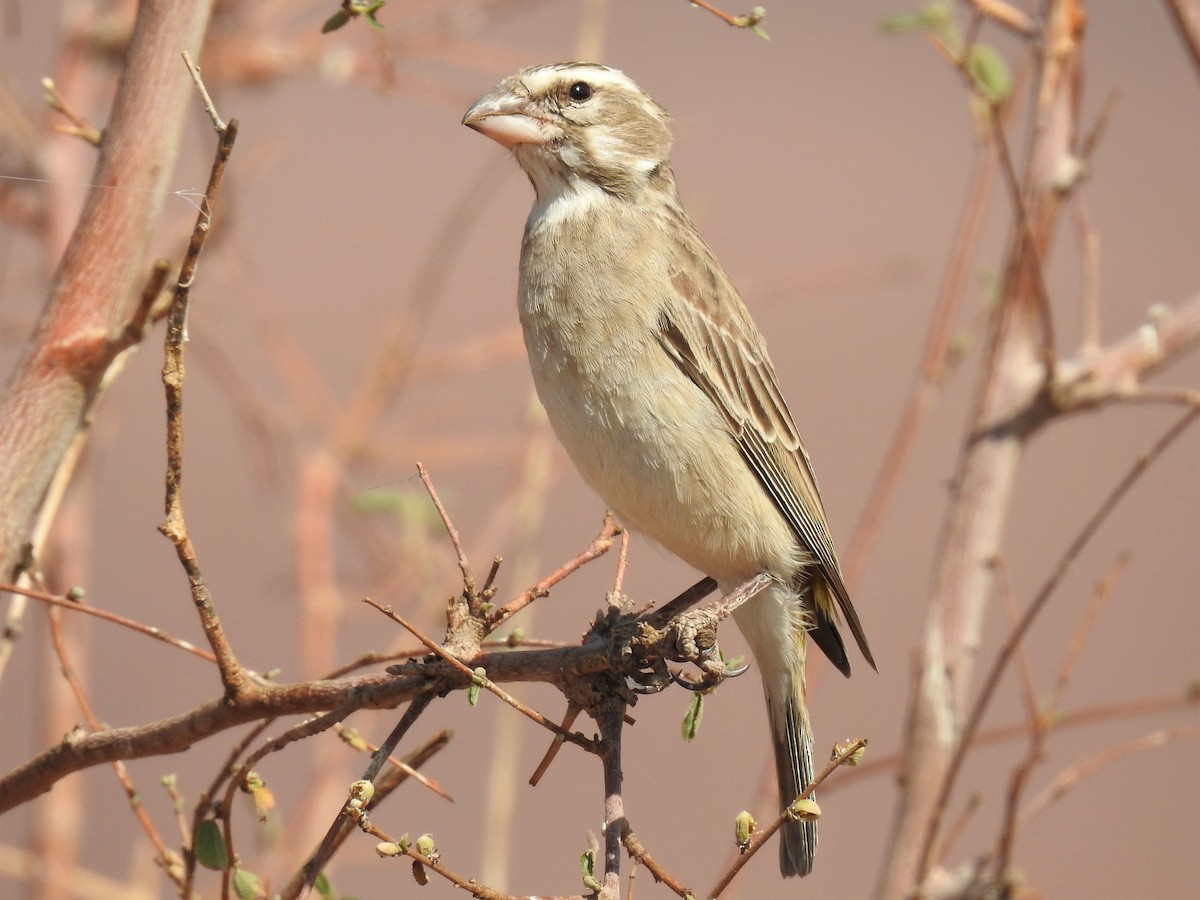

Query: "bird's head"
<box><xmin>463</xmin><ymin>62</ymin><xmax>674</xmax><ymax>203</ymax></box>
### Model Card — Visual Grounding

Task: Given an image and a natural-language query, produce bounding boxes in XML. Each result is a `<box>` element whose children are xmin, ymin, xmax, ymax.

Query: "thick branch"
<box><xmin>880</xmin><ymin>4</ymin><xmax>1086</xmax><ymax>894</ymax></box>
<box><xmin>0</xmin><ymin>0</ymin><xmax>215</xmax><ymax>581</ymax></box>
<box><xmin>0</xmin><ymin>634</ymin><xmax>623</xmax><ymax>813</ymax></box>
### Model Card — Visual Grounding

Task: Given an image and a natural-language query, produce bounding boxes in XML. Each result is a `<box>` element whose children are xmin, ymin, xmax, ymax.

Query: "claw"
<box><xmin>627</xmin><ymin>676</ymin><xmax>670</xmax><ymax>694</ymax></box>
<box><xmin>724</xmin><ymin>660</ymin><xmax>751</xmax><ymax>678</ymax></box>
<box><xmin>670</xmin><ymin>658</ymin><xmax>750</xmax><ymax>691</ymax></box>
<box><xmin>671</xmin><ymin>669</ymin><xmax>715</xmax><ymax>692</ymax></box>
<box><xmin>624</xmin><ymin>655</ymin><xmax>672</xmax><ymax>694</ymax></box>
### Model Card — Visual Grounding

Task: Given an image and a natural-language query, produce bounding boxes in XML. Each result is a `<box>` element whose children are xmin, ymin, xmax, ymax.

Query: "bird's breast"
<box><xmin>516</xmin><ymin>218</ymin><xmax>800</xmax><ymax>583</ymax></box>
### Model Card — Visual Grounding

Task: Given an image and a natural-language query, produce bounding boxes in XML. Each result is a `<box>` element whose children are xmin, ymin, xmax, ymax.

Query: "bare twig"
<box><xmin>937</xmin><ymin>792</ymin><xmax>982</xmax><ymax>866</ymax></box>
<box><xmin>44</xmin><ymin>596</ymin><xmax>181</xmax><ymax>887</ymax></box>
<box><xmin>300</xmin><ymin>693</ymin><xmax>435</xmax><ymax>891</ymax></box>
<box><xmin>417</xmin><ymin>461</ymin><xmax>476</xmax><ymax>595</ymax></box>
<box><xmin>1018</xmin><ymin>725</ymin><xmax>1199</xmax><ymax>823</ymax></box>
<box><xmin>915</xmin><ymin>407</ymin><xmax>1199</xmax><ymax>880</ymax></box>
<box><xmin>621</xmin><ymin>827</ymin><xmax>693</xmax><ymax>897</ymax></box>
<box><xmin>0</xmin><ymin>582</ymin><xmax>216</xmax><ymax>663</ymax></box>
<box><xmin>367</xmin><ymin>598</ymin><xmax>602</xmax><ymax>753</ymax></box>
<box><xmin>529</xmin><ymin>703</ymin><xmax>582</xmax><ymax>787</ymax></box>
<box><xmin>1164</xmin><ymin>0</ymin><xmax>1200</xmax><ymax>80</ymax></box>
<box><xmin>844</xmin><ymin>145</ymin><xmax>998</xmax><ymax>588</ymax></box>
<box><xmin>688</xmin><ymin>0</ymin><xmax>767</xmax><ymax>33</ymax></box>
<box><xmin>489</xmin><ymin>513</ymin><xmax>622</xmax><ymax>630</ymax></box>
<box><xmin>967</xmin><ymin>0</ymin><xmax>1035</xmax><ymax>35</ymax></box>
<box><xmin>598</xmin><ymin>696</ymin><xmax>628</xmax><ymax>896</ymax></box>
<box><xmin>181</xmin><ymin>50</ymin><xmax>226</xmax><ymax>132</ymax></box>
<box><xmin>1051</xmin><ymin>552</ymin><xmax>1129</xmax><ymax>706</ymax></box>
<box><xmin>333</xmin><ymin>723</ymin><xmax>453</xmax><ymax>801</ymax></box>
<box><xmin>277</xmin><ymin>729</ymin><xmax>453</xmax><ymax>900</ymax></box>
<box><xmin>710</xmin><ymin>739</ymin><xmax>868</xmax><ymax>896</ymax></box>
<box><xmin>157</xmin><ymin>114</ymin><xmax>244</xmax><ymax>696</ymax></box>
<box><xmin>40</xmin><ymin>76</ymin><xmax>102</xmax><ymax>145</ymax></box>
<box><xmin>990</xmin><ymin>550</ymin><xmax>1130</xmax><ymax>878</ymax></box>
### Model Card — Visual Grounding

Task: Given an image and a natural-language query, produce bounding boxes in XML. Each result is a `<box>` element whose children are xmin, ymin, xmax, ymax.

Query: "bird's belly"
<box><xmin>523</xmin><ymin>321</ymin><xmax>800</xmax><ymax>584</ymax></box>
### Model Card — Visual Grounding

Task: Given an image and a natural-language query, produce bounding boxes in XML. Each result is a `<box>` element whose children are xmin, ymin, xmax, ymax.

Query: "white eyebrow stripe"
<box><xmin>520</xmin><ymin>64</ymin><xmax>639</xmax><ymax>96</ymax></box>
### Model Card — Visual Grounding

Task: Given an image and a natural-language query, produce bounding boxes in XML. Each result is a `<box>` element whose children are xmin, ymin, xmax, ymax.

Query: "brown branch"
<box><xmin>44</xmin><ymin>593</ymin><xmax>182</xmax><ymax>889</ymax></box>
<box><xmin>0</xmin><ymin>0</ymin><xmax>214</xmax><ymax>584</ymax></box>
<box><xmin>300</xmin><ymin>692</ymin><xmax>436</xmax><ymax>892</ymax></box>
<box><xmin>620</xmin><ymin>827</ymin><xmax>692</xmax><ymax>897</ymax></box>
<box><xmin>967</xmin><ymin>0</ymin><xmax>1035</xmax><ymax>35</ymax></box>
<box><xmin>40</xmin><ymin>76</ymin><xmax>102</xmax><ymax>146</ymax></box>
<box><xmin>488</xmin><ymin>513</ymin><xmax>622</xmax><ymax>630</ymax></box>
<box><xmin>844</xmin><ymin>145</ymin><xmax>998</xmax><ymax>588</ymax></box>
<box><xmin>417</xmin><ymin>461</ymin><xmax>476</xmax><ymax>597</ymax></box>
<box><xmin>709</xmin><ymin>739</ymin><xmax>868</xmax><ymax>896</ymax></box>
<box><xmin>882</xmin><ymin>7</ymin><xmax>1088</xmax><ymax>892</ymax></box>
<box><xmin>1017</xmin><ymin>725</ymin><xmax>1199</xmax><ymax>824</ymax></box>
<box><xmin>991</xmin><ymin>552</ymin><xmax>1130</xmax><ymax>880</ymax></box>
<box><xmin>913</xmin><ymin>407</ymin><xmax>1198</xmax><ymax>880</ymax></box>
<box><xmin>0</xmin><ymin>638</ymin><xmax>609</xmax><ymax>814</ymax></box>
<box><xmin>598</xmin><ymin>695</ymin><xmax>628</xmax><ymax>897</ymax></box>
<box><xmin>826</xmin><ymin>689</ymin><xmax>1199</xmax><ymax>794</ymax></box>
<box><xmin>367</xmin><ymin>598</ymin><xmax>601</xmax><ymax>753</ymax></box>
<box><xmin>157</xmin><ymin>113</ymin><xmax>245</xmax><ymax>696</ymax></box>
<box><xmin>1053</xmin><ymin>292</ymin><xmax>1200</xmax><ymax>415</ymax></box>
<box><xmin>687</xmin><ymin>0</ymin><xmax>767</xmax><ymax>32</ymax></box>
<box><xmin>1164</xmin><ymin>0</ymin><xmax>1200</xmax><ymax>80</ymax></box>
<box><xmin>277</xmin><ymin>729</ymin><xmax>453</xmax><ymax>900</ymax></box>
<box><xmin>0</xmin><ymin>582</ymin><xmax>217</xmax><ymax>663</ymax></box>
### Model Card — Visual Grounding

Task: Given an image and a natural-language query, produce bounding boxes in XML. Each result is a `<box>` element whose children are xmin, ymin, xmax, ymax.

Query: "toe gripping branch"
<box><xmin>614</xmin><ymin>574</ymin><xmax>771</xmax><ymax>695</ymax></box>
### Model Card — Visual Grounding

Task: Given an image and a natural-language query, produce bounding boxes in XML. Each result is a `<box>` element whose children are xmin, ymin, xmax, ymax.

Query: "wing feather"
<box><xmin>657</xmin><ymin>239</ymin><xmax>875</xmax><ymax>673</ymax></box>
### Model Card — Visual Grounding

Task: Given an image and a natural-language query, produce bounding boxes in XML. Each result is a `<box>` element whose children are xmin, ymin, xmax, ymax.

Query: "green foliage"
<box><xmin>232</xmin><ymin>868</ymin><xmax>265</xmax><ymax>900</ymax></box>
<box><xmin>322</xmin><ymin>1</ymin><xmax>386</xmax><ymax>34</ymax></box>
<box><xmin>881</xmin><ymin>1</ymin><xmax>1011</xmax><ymax>102</ymax></box>
<box><xmin>682</xmin><ymin>692</ymin><xmax>704</xmax><ymax>741</ymax></box>
<box><xmin>194</xmin><ymin>818</ymin><xmax>229</xmax><ymax>871</ymax></box>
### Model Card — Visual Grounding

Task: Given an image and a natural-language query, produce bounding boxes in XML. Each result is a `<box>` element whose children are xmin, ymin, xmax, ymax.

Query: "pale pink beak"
<box><xmin>462</xmin><ymin>84</ymin><xmax>547</xmax><ymax>149</ymax></box>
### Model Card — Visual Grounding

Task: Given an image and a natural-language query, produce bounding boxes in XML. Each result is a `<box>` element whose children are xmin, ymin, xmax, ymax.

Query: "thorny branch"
<box><xmin>157</xmin><ymin>85</ymin><xmax>244</xmax><ymax>695</ymax></box>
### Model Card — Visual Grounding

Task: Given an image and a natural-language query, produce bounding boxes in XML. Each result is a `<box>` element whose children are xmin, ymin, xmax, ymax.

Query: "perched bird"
<box><xmin>463</xmin><ymin>62</ymin><xmax>874</xmax><ymax>878</ymax></box>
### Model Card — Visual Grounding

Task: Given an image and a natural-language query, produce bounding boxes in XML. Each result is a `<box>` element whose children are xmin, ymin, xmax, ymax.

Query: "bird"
<box><xmin>463</xmin><ymin>62</ymin><xmax>874</xmax><ymax>878</ymax></box>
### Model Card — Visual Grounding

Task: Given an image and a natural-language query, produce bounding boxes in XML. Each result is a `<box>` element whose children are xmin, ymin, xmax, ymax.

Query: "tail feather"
<box><xmin>731</xmin><ymin>582</ymin><xmax>820</xmax><ymax>878</ymax></box>
<box><xmin>771</xmin><ymin>688</ymin><xmax>817</xmax><ymax>877</ymax></box>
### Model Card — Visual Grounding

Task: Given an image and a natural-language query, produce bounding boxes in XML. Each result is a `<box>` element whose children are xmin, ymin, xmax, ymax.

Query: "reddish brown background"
<box><xmin>0</xmin><ymin>2</ymin><xmax>1197</xmax><ymax>898</ymax></box>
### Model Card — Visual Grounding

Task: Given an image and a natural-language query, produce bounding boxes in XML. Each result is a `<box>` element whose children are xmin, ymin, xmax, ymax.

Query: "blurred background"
<box><xmin>0</xmin><ymin>1</ymin><xmax>1196</xmax><ymax>897</ymax></box>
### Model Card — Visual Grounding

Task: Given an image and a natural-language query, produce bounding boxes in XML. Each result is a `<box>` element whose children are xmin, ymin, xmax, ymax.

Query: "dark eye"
<box><xmin>568</xmin><ymin>81</ymin><xmax>593</xmax><ymax>102</ymax></box>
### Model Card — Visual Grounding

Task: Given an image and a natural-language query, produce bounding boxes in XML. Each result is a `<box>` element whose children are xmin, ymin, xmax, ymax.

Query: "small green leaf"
<box><xmin>746</xmin><ymin>7</ymin><xmax>769</xmax><ymax>40</ymax></box>
<box><xmin>232</xmin><ymin>868</ymin><xmax>265</xmax><ymax>900</ymax></box>
<box><xmin>879</xmin><ymin>1</ymin><xmax>952</xmax><ymax>34</ymax></box>
<box><xmin>682</xmin><ymin>692</ymin><xmax>704</xmax><ymax>741</ymax></box>
<box><xmin>312</xmin><ymin>872</ymin><xmax>335</xmax><ymax>899</ymax></box>
<box><xmin>968</xmin><ymin>44</ymin><xmax>1012</xmax><ymax>102</ymax></box>
<box><xmin>364</xmin><ymin>4</ymin><xmax>386</xmax><ymax>30</ymax></box>
<box><xmin>468</xmin><ymin>666</ymin><xmax>487</xmax><ymax>706</ymax></box>
<box><xmin>321</xmin><ymin>10</ymin><xmax>350</xmax><ymax>33</ymax></box>
<box><xmin>194</xmin><ymin>818</ymin><xmax>229</xmax><ymax>871</ymax></box>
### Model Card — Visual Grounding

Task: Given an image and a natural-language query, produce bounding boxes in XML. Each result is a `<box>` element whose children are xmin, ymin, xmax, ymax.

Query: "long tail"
<box><xmin>768</xmin><ymin>669</ymin><xmax>817</xmax><ymax>877</ymax></box>
<box><xmin>732</xmin><ymin>583</ymin><xmax>818</xmax><ymax>877</ymax></box>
